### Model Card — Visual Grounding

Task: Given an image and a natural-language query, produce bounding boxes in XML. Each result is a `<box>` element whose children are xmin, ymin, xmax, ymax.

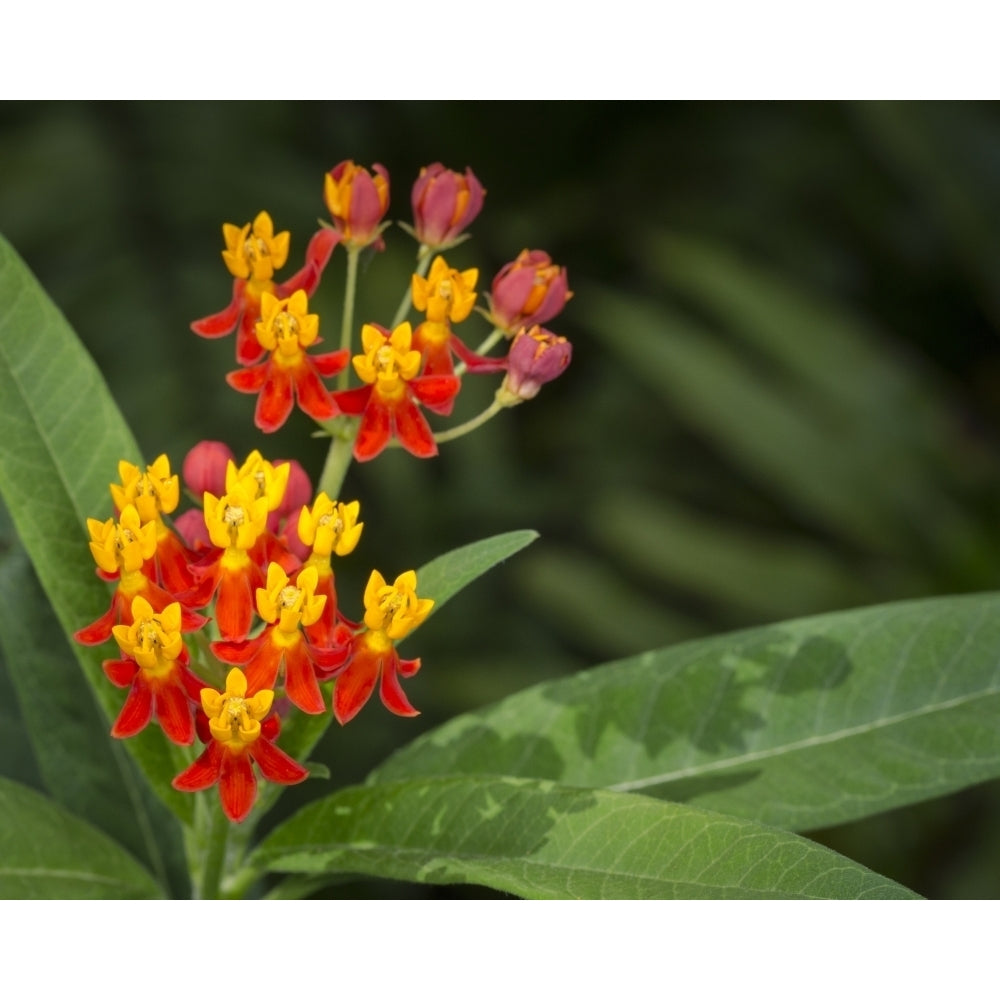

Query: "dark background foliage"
<box><xmin>3</xmin><ymin>100</ymin><xmax>1000</xmax><ymax>897</ymax></box>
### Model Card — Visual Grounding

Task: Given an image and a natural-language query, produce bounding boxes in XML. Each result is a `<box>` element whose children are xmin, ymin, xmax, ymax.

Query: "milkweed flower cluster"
<box><xmin>75</xmin><ymin>158</ymin><xmax>573</xmax><ymax>827</ymax></box>
<box><xmin>75</xmin><ymin>446</ymin><xmax>433</xmax><ymax>821</ymax></box>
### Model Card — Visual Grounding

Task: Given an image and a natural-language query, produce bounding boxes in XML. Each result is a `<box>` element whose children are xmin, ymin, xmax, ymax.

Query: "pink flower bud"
<box><xmin>323</xmin><ymin>160</ymin><xmax>390</xmax><ymax>250</ymax></box>
<box><xmin>498</xmin><ymin>326</ymin><xmax>572</xmax><ymax>404</ymax></box>
<box><xmin>182</xmin><ymin>440</ymin><xmax>234</xmax><ymax>498</ymax></box>
<box><xmin>489</xmin><ymin>250</ymin><xmax>572</xmax><ymax>333</ymax></box>
<box><xmin>411</xmin><ymin>163</ymin><xmax>485</xmax><ymax>247</ymax></box>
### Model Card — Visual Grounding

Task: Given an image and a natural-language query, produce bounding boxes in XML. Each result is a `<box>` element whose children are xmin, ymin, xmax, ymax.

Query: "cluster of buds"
<box><xmin>74</xmin><ymin>447</ymin><xmax>433</xmax><ymax>822</ymax></box>
<box><xmin>192</xmin><ymin>160</ymin><xmax>574</xmax><ymax>453</ymax></box>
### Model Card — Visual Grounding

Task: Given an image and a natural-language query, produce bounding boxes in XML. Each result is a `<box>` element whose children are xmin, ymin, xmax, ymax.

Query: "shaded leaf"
<box><xmin>372</xmin><ymin>592</ymin><xmax>1000</xmax><ymax>833</ymax></box>
<box><xmin>0</xmin><ymin>500</ymin><xmax>188</xmax><ymax>894</ymax></box>
<box><xmin>251</xmin><ymin>775</ymin><xmax>917</xmax><ymax>899</ymax></box>
<box><xmin>0</xmin><ymin>233</ymin><xmax>193</xmax><ymax>823</ymax></box>
<box><xmin>414</xmin><ymin>529</ymin><xmax>538</xmax><ymax>618</ymax></box>
<box><xmin>0</xmin><ymin>776</ymin><xmax>164</xmax><ymax>898</ymax></box>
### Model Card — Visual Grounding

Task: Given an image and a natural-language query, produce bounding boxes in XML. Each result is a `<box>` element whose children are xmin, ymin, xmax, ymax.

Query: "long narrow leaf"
<box><xmin>372</xmin><ymin>592</ymin><xmax>1000</xmax><ymax>833</ymax></box>
<box><xmin>250</xmin><ymin>776</ymin><xmax>917</xmax><ymax>899</ymax></box>
<box><xmin>0</xmin><ymin>233</ymin><xmax>193</xmax><ymax>823</ymax></box>
<box><xmin>0</xmin><ymin>776</ymin><xmax>164</xmax><ymax>899</ymax></box>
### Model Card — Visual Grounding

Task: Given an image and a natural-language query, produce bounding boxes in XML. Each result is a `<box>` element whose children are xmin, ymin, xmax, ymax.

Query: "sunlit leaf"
<box><xmin>251</xmin><ymin>775</ymin><xmax>917</xmax><ymax>899</ymax></box>
<box><xmin>373</xmin><ymin>592</ymin><xmax>1000</xmax><ymax>833</ymax></box>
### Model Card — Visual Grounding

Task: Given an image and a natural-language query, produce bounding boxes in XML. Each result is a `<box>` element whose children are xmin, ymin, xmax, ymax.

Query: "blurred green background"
<box><xmin>4</xmin><ymin>101</ymin><xmax>1000</xmax><ymax>897</ymax></box>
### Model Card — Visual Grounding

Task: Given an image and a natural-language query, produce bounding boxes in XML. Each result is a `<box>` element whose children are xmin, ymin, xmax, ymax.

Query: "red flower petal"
<box><xmin>103</xmin><ymin>657</ymin><xmax>139</xmax><ymax>688</ymax></box>
<box><xmin>283</xmin><ymin>640</ymin><xmax>325</xmax><ymax>715</ymax></box>
<box><xmin>353</xmin><ymin>397</ymin><xmax>393</xmax><ymax>462</ymax></box>
<box><xmin>173</xmin><ymin>742</ymin><xmax>224</xmax><ymax>792</ymax></box>
<box><xmin>410</xmin><ymin>374</ymin><xmax>461</xmax><ymax>409</ymax></box>
<box><xmin>219</xmin><ymin>751</ymin><xmax>257</xmax><ymax>823</ymax></box>
<box><xmin>333</xmin><ymin>648</ymin><xmax>379</xmax><ymax>725</ymax></box>
<box><xmin>332</xmin><ymin>385</ymin><xmax>371</xmax><ymax>416</ymax></box>
<box><xmin>111</xmin><ymin>676</ymin><xmax>154</xmax><ymax>738</ymax></box>
<box><xmin>154</xmin><ymin>680</ymin><xmax>196</xmax><ymax>746</ymax></box>
<box><xmin>393</xmin><ymin>396</ymin><xmax>437</xmax><ymax>458</ymax></box>
<box><xmin>277</xmin><ymin>228</ymin><xmax>340</xmax><ymax>298</ymax></box>
<box><xmin>293</xmin><ymin>362</ymin><xmax>339</xmax><ymax>422</ymax></box>
<box><xmin>215</xmin><ymin>564</ymin><xmax>255</xmax><ymax>641</ymax></box>
<box><xmin>311</xmin><ymin>348</ymin><xmax>351</xmax><ymax>378</ymax></box>
<box><xmin>236</xmin><ymin>307</ymin><xmax>266</xmax><ymax>366</ymax></box>
<box><xmin>243</xmin><ymin>635</ymin><xmax>285</xmax><ymax>694</ymax></box>
<box><xmin>191</xmin><ymin>281</ymin><xmax>244</xmax><ymax>338</ymax></box>
<box><xmin>255</xmin><ymin>365</ymin><xmax>295</xmax><ymax>433</ymax></box>
<box><xmin>226</xmin><ymin>362</ymin><xmax>269</xmax><ymax>393</ymax></box>
<box><xmin>74</xmin><ymin>595</ymin><xmax>123</xmax><ymax>646</ymax></box>
<box><xmin>379</xmin><ymin>651</ymin><xmax>419</xmax><ymax>718</ymax></box>
<box><xmin>250</xmin><ymin>738</ymin><xmax>309</xmax><ymax>785</ymax></box>
<box><xmin>211</xmin><ymin>634</ymin><xmax>263</xmax><ymax>665</ymax></box>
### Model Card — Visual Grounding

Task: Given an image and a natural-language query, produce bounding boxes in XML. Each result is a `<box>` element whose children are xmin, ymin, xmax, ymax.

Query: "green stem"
<box><xmin>337</xmin><ymin>246</ymin><xmax>360</xmax><ymax>391</ymax></box>
<box><xmin>199</xmin><ymin>802</ymin><xmax>230</xmax><ymax>900</ymax></box>
<box><xmin>317</xmin><ymin>419</ymin><xmax>359</xmax><ymax>500</ymax></box>
<box><xmin>391</xmin><ymin>244</ymin><xmax>434</xmax><ymax>329</ymax></box>
<box><xmin>434</xmin><ymin>398</ymin><xmax>505</xmax><ymax>445</ymax></box>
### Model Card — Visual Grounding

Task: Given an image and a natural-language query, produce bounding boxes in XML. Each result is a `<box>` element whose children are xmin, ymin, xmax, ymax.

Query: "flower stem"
<box><xmin>337</xmin><ymin>246</ymin><xmax>360</xmax><ymax>391</ymax></box>
<box><xmin>434</xmin><ymin>398</ymin><xmax>505</xmax><ymax>444</ymax></box>
<box><xmin>199</xmin><ymin>801</ymin><xmax>230</xmax><ymax>900</ymax></box>
<box><xmin>317</xmin><ymin>419</ymin><xmax>359</xmax><ymax>500</ymax></box>
<box><xmin>390</xmin><ymin>244</ymin><xmax>433</xmax><ymax>329</ymax></box>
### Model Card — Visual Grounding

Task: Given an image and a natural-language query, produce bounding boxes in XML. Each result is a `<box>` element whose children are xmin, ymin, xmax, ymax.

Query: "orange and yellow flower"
<box><xmin>332</xmin><ymin>569</ymin><xmax>433</xmax><ymax>724</ymax></box>
<box><xmin>102</xmin><ymin>597</ymin><xmax>203</xmax><ymax>745</ymax></box>
<box><xmin>211</xmin><ymin>563</ymin><xmax>348</xmax><ymax>715</ymax></box>
<box><xmin>172</xmin><ymin>668</ymin><xmax>308</xmax><ymax>823</ymax></box>
<box><xmin>191</xmin><ymin>211</ymin><xmax>338</xmax><ymax>366</ymax></box>
<box><xmin>333</xmin><ymin>322</ymin><xmax>459</xmax><ymax>461</ymax></box>
<box><xmin>226</xmin><ymin>290</ymin><xmax>348</xmax><ymax>433</ymax></box>
<box><xmin>323</xmin><ymin>161</ymin><xmax>390</xmax><ymax>250</ymax></box>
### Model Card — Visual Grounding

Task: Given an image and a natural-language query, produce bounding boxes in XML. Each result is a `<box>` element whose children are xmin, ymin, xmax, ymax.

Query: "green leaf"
<box><xmin>250</xmin><ymin>776</ymin><xmax>917</xmax><ymax>899</ymax></box>
<box><xmin>0</xmin><ymin>776</ymin><xmax>164</xmax><ymax>898</ymax></box>
<box><xmin>414</xmin><ymin>529</ymin><xmax>539</xmax><ymax>617</ymax></box>
<box><xmin>0</xmin><ymin>500</ymin><xmax>188</xmax><ymax>894</ymax></box>
<box><xmin>372</xmin><ymin>592</ymin><xmax>1000</xmax><ymax>833</ymax></box>
<box><xmin>0</xmin><ymin>233</ymin><xmax>193</xmax><ymax>824</ymax></box>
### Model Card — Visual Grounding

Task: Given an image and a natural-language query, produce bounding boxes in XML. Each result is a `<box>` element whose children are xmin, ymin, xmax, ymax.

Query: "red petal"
<box><xmin>226</xmin><ymin>363</ymin><xmax>269</xmax><ymax>393</ymax></box>
<box><xmin>74</xmin><ymin>598</ymin><xmax>122</xmax><ymax>646</ymax></box>
<box><xmin>243</xmin><ymin>636</ymin><xmax>284</xmax><ymax>694</ymax></box>
<box><xmin>410</xmin><ymin>374</ymin><xmax>460</xmax><ymax>408</ymax></box>
<box><xmin>210</xmin><ymin>634</ymin><xmax>263</xmax><ymax>665</ymax></box>
<box><xmin>255</xmin><ymin>366</ymin><xmax>294</xmax><ymax>433</ymax></box>
<box><xmin>393</xmin><ymin>396</ymin><xmax>437</xmax><ymax>458</ymax></box>
<box><xmin>379</xmin><ymin>652</ymin><xmax>419</xmax><ymax>718</ymax></box>
<box><xmin>332</xmin><ymin>385</ymin><xmax>371</xmax><ymax>416</ymax></box>
<box><xmin>353</xmin><ymin>398</ymin><xmax>392</xmax><ymax>461</ymax></box>
<box><xmin>236</xmin><ymin>307</ymin><xmax>266</xmax><ymax>366</ymax></box>
<box><xmin>155</xmin><ymin>530</ymin><xmax>195</xmax><ymax>594</ymax></box>
<box><xmin>278</xmin><ymin>228</ymin><xmax>340</xmax><ymax>297</ymax></box>
<box><xmin>283</xmin><ymin>641</ymin><xmax>325</xmax><ymax>715</ymax></box>
<box><xmin>191</xmin><ymin>282</ymin><xmax>244</xmax><ymax>338</ymax></box>
<box><xmin>397</xmin><ymin>655</ymin><xmax>422</xmax><ymax>678</ymax></box>
<box><xmin>215</xmin><ymin>565</ymin><xmax>254</xmax><ymax>641</ymax></box>
<box><xmin>173</xmin><ymin>743</ymin><xmax>224</xmax><ymax>792</ymax></box>
<box><xmin>333</xmin><ymin>648</ymin><xmax>379</xmax><ymax>725</ymax></box>
<box><xmin>111</xmin><ymin>677</ymin><xmax>154</xmax><ymax>739</ymax></box>
<box><xmin>103</xmin><ymin>657</ymin><xmax>138</xmax><ymax>688</ymax></box>
<box><xmin>311</xmin><ymin>348</ymin><xmax>351</xmax><ymax>378</ymax></box>
<box><xmin>250</xmin><ymin>738</ymin><xmax>309</xmax><ymax>785</ymax></box>
<box><xmin>293</xmin><ymin>362</ymin><xmax>339</xmax><ymax>422</ymax></box>
<box><xmin>154</xmin><ymin>680</ymin><xmax>195</xmax><ymax>746</ymax></box>
<box><xmin>450</xmin><ymin>334</ymin><xmax>506</xmax><ymax>373</ymax></box>
<box><xmin>219</xmin><ymin>751</ymin><xmax>257</xmax><ymax>823</ymax></box>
